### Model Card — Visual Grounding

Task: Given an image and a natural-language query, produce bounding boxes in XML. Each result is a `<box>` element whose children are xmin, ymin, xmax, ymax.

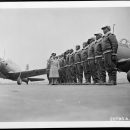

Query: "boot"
<box><xmin>111</xmin><ymin>75</ymin><xmax>117</xmax><ymax>85</ymax></box>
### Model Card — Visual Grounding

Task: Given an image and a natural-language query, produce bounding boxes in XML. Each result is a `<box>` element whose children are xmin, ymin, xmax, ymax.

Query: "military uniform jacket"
<box><xmin>81</xmin><ymin>45</ymin><xmax>89</xmax><ymax>61</ymax></box>
<box><xmin>59</xmin><ymin>58</ymin><xmax>64</xmax><ymax>68</ymax></box>
<box><xmin>69</xmin><ymin>52</ymin><xmax>75</xmax><ymax>65</ymax></box>
<box><xmin>74</xmin><ymin>49</ymin><xmax>82</xmax><ymax>64</ymax></box>
<box><xmin>94</xmin><ymin>38</ymin><xmax>103</xmax><ymax>58</ymax></box>
<box><xmin>102</xmin><ymin>32</ymin><xmax>118</xmax><ymax>54</ymax></box>
<box><xmin>88</xmin><ymin>41</ymin><xmax>95</xmax><ymax>60</ymax></box>
<box><xmin>66</xmin><ymin>54</ymin><xmax>70</xmax><ymax>65</ymax></box>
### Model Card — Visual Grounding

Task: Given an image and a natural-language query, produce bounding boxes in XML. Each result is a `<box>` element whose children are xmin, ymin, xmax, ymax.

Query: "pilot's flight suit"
<box><xmin>81</xmin><ymin>44</ymin><xmax>91</xmax><ymax>83</ymax></box>
<box><xmin>102</xmin><ymin>32</ymin><xmax>118</xmax><ymax>85</ymax></box>
<box><xmin>74</xmin><ymin>49</ymin><xmax>83</xmax><ymax>83</ymax></box>
<box><xmin>63</xmin><ymin>55</ymin><xmax>67</xmax><ymax>83</ymax></box>
<box><xmin>69</xmin><ymin>52</ymin><xmax>77</xmax><ymax>83</ymax></box>
<box><xmin>94</xmin><ymin>38</ymin><xmax>106</xmax><ymax>83</ymax></box>
<box><xmin>61</xmin><ymin>57</ymin><xmax>66</xmax><ymax>83</ymax></box>
<box><xmin>66</xmin><ymin>53</ymin><xmax>71</xmax><ymax>83</ymax></box>
<box><xmin>59</xmin><ymin>57</ymin><xmax>64</xmax><ymax>83</ymax></box>
<box><xmin>88</xmin><ymin>40</ymin><xmax>99</xmax><ymax>84</ymax></box>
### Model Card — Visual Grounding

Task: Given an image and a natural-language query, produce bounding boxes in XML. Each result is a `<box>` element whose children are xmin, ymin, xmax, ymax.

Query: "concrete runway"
<box><xmin>0</xmin><ymin>80</ymin><xmax>130</xmax><ymax>122</ymax></box>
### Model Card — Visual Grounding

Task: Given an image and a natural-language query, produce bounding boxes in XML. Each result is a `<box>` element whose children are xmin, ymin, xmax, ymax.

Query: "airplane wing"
<box><xmin>117</xmin><ymin>59</ymin><xmax>130</xmax><ymax>72</ymax></box>
<box><xmin>8</xmin><ymin>68</ymin><xmax>47</xmax><ymax>80</ymax></box>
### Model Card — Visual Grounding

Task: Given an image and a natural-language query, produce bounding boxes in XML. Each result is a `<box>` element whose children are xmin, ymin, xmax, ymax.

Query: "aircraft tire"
<box><xmin>127</xmin><ymin>70</ymin><xmax>130</xmax><ymax>83</ymax></box>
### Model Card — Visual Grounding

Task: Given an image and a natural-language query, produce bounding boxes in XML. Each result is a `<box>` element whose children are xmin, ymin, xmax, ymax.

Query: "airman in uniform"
<box><xmin>58</xmin><ymin>54</ymin><xmax>64</xmax><ymax>84</ymax></box>
<box><xmin>74</xmin><ymin>45</ymin><xmax>83</xmax><ymax>83</ymax></box>
<box><xmin>69</xmin><ymin>49</ymin><xmax>77</xmax><ymax>83</ymax></box>
<box><xmin>62</xmin><ymin>52</ymin><xmax>67</xmax><ymax>83</ymax></box>
<box><xmin>88</xmin><ymin>37</ymin><xmax>99</xmax><ymax>84</ymax></box>
<box><xmin>101</xmin><ymin>25</ymin><xmax>118</xmax><ymax>85</ymax></box>
<box><xmin>65</xmin><ymin>49</ymin><xmax>72</xmax><ymax>83</ymax></box>
<box><xmin>94</xmin><ymin>33</ymin><xmax>106</xmax><ymax>84</ymax></box>
<box><xmin>81</xmin><ymin>41</ymin><xmax>91</xmax><ymax>83</ymax></box>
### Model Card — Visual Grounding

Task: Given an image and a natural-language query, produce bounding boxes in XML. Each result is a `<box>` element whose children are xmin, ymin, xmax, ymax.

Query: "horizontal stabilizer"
<box><xmin>28</xmin><ymin>77</ymin><xmax>45</xmax><ymax>82</ymax></box>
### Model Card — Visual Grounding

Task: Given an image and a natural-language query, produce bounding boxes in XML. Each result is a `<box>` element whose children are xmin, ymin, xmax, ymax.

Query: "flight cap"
<box><xmin>101</xmin><ymin>25</ymin><xmax>111</xmax><ymax>31</ymax></box>
<box><xmin>94</xmin><ymin>33</ymin><xmax>102</xmax><ymax>37</ymax></box>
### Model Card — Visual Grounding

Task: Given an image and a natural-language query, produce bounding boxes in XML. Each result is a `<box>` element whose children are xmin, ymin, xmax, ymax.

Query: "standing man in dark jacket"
<box><xmin>81</xmin><ymin>41</ymin><xmax>91</xmax><ymax>83</ymax></box>
<box><xmin>74</xmin><ymin>45</ymin><xmax>83</xmax><ymax>83</ymax></box>
<box><xmin>65</xmin><ymin>49</ymin><xmax>71</xmax><ymax>83</ymax></box>
<box><xmin>94</xmin><ymin>33</ymin><xmax>106</xmax><ymax>84</ymax></box>
<box><xmin>58</xmin><ymin>54</ymin><xmax>64</xmax><ymax>84</ymax></box>
<box><xmin>101</xmin><ymin>25</ymin><xmax>118</xmax><ymax>85</ymax></box>
<box><xmin>69</xmin><ymin>49</ymin><xmax>77</xmax><ymax>83</ymax></box>
<box><xmin>88</xmin><ymin>37</ymin><xmax>99</xmax><ymax>84</ymax></box>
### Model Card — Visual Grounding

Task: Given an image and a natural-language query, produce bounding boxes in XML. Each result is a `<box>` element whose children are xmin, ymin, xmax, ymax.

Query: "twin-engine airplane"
<box><xmin>0</xmin><ymin>59</ymin><xmax>46</xmax><ymax>85</ymax></box>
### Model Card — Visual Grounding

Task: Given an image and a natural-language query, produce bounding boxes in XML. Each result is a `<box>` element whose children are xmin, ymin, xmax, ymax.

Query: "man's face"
<box><xmin>76</xmin><ymin>46</ymin><xmax>80</xmax><ymax>50</ymax></box>
<box><xmin>96</xmin><ymin>35</ymin><xmax>101</xmax><ymax>40</ymax></box>
<box><xmin>83</xmin><ymin>43</ymin><xmax>86</xmax><ymax>48</ymax></box>
<box><xmin>103</xmin><ymin>28</ymin><xmax>109</xmax><ymax>34</ymax></box>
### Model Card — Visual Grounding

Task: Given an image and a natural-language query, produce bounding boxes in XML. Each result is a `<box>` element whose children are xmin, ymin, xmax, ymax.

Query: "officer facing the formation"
<box><xmin>69</xmin><ymin>49</ymin><xmax>77</xmax><ymax>83</ymax></box>
<box><xmin>74</xmin><ymin>45</ymin><xmax>83</xmax><ymax>83</ymax></box>
<box><xmin>94</xmin><ymin>33</ymin><xmax>106</xmax><ymax>84</ymax></box>
<box><xmin>81</xmin><ymin>41</ymin><xmax>91</xmax><ymax>83</ymax></box>
<box><xmin>101</xmin><ymin>25</ymin><xmax>118</xmax><ymax>85</ymax></box>
<box><xmin>88</xmin><ymin>37</ymin><xmax>99</xmax><ymax>84</ymax></box>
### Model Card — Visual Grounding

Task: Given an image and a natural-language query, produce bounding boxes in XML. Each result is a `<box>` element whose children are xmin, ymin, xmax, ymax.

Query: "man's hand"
<box><xmin>112</xmin><ymin>54</ymin><xmax>117</xmax><ymax>62</ymax></box>
<box><xmin>95</xmin><ymin>59</ymin><xmax>97</xmax><ymax>64</ymax></box>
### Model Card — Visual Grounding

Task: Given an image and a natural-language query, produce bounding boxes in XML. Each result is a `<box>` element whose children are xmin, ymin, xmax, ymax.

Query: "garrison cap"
<box><xmin>51</xmin><ymin>53</ymin><xmax>56</xmax><ymax>56</ymax></box>
<box><xmin>94</xmin><ymin>33</ymin><xmax>102</xmax><ymax>37</ymax></box>
<box><xmin>101</xmin><ymin>25</ymin><xmax>111</xmax><ymax>31</ymax></box>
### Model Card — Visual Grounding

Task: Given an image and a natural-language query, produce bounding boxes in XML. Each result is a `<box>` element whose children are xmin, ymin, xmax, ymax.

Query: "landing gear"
<box><xmin>25</xmin><ymin>79</ymin><xmax>29</xmax><ymax>85</ymax></box>
<box><xmin>17</xmin><ymin>77</ymin><xmax>22</xmax><ymax>85</ymax></box>
<box><xmin>127</xmin><ymin>70</ymin><xmax>130</xmax><ymax>82</ymax></box>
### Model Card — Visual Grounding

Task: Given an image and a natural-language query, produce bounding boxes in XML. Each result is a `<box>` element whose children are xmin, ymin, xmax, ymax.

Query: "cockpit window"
<box><xmin>119</xmin><ymin>38</ymin><xmax>130</xmax><ymax>48</ymax></box>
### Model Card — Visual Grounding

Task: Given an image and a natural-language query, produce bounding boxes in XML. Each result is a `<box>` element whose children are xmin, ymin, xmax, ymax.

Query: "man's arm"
<box><xmin>109</xmin><ymin>34</ymin><xmax>118</xmax><ymax>54</ymax></box>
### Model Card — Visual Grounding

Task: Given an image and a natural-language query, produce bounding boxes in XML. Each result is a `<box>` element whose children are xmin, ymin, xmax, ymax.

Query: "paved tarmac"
<box><xmin>0</xmin><ymin>80</ymin><xmax>130</xmax><ymax>122</ymax></box>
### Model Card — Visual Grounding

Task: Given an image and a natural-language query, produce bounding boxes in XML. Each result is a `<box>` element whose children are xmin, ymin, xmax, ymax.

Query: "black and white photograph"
<box><xmin>0</xmin><ymin>1</ymin><xmax>130</xmax><ymax>128</ymax></box>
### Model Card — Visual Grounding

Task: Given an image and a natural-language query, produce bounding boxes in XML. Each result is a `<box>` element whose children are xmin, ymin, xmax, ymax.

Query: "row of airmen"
<box><xmin>47</xmin><ymin>25</ymin><xmax>118</xmax><ymax>85</ymax></box>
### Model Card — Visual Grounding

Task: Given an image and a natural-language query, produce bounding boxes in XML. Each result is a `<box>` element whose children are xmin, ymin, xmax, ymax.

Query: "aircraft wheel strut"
<box><xmin>17</xmin><ymin>77</ymin><xmax>22</xmax><ymax>85</ymax></box>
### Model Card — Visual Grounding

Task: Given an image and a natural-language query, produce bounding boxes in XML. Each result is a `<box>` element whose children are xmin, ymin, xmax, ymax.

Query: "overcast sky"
<box><xmin>0</xmin><ymin>7</ymin><xmax>130</xmax><ymax>70</ymax></box>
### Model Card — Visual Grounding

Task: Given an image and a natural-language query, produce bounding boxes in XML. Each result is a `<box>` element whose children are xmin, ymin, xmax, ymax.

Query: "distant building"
<box><xmin>26</xmin><ymin>64</ymin><xmax>29</xmax><ymax>71</ymax></box>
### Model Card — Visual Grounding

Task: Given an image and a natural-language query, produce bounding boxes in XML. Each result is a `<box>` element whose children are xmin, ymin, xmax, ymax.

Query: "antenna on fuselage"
<box><xmin>113</xmin><ymin>24</ymin><xmax>115</xmax><ymax>34</ymax></box>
